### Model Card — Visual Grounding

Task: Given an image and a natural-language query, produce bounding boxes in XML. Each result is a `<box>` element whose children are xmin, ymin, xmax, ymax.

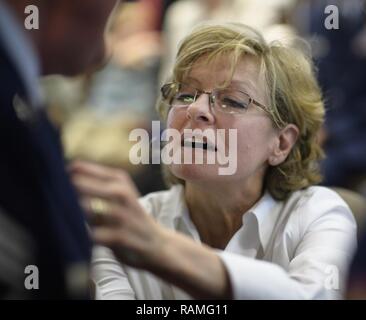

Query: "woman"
<box><xmin>70</xmin><ymin>23</ymin><xmax>357</xmax><ymax>299</ymax></box>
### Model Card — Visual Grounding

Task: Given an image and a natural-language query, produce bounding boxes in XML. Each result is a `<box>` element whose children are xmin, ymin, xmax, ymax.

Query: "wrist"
<box><xmin>143</xmin><ymin>226</ymin><xmax>173</xmax><ymax>273</ymax></box>
<box><xmin>145</xmin><ymin>229</ymin><xmax>232</xmax><ymax>299</ymax></box>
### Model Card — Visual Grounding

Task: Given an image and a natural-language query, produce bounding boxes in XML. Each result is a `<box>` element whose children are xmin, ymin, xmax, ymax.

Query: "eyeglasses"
<box><xmin>161</xmin><ymin>82</ymin><xmax>270</xmax><ymax>116</ymax></box>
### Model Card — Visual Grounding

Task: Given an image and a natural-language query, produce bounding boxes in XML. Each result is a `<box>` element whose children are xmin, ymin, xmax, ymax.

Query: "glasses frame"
<box><xmin>161</xmin><ymin>82</ymin><xmax>270</xmax><ymax>116</ymax></box>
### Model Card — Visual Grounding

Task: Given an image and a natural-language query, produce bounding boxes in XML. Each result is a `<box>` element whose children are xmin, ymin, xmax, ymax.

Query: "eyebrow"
<box><xmin>230</xmin><ymin>80</ymin><xmax>258</xmax><ymax>95</ymax></box>
<box><xmin>183</xmin><ymin>77</ymin><xmax>257</xmax><ymax>94</ymax></box>
<box><xmin>183</xmin><ymin>77</ymin><xmax>202</xmax><ymax>86</ymax></box>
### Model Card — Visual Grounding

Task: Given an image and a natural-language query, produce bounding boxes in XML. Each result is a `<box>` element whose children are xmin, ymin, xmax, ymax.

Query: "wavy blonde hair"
<box><xmin>157</xmin><ymin>22</ymin><xmax>325</xmax><ymax>200</ymax></box>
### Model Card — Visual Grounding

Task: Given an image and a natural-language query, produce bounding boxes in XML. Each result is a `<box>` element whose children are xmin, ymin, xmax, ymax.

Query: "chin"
<box><xmin>169</xmin><ymin>163</ymin><xmax>223</xmax><ymax>182</ymax></box>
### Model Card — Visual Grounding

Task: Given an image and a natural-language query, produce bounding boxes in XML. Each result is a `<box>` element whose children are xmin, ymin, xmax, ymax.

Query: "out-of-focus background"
<box><xmin>40</xmin><ymin>0</ymin><xmax>366</xmax><ymax>197</ymax></box>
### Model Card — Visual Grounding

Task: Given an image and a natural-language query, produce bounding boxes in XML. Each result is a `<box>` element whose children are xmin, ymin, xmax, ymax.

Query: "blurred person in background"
<box><xmin>0</xmin><ymin>0</ymin><xmax>118</xmax><ymax>299</ymax></box>
<box><xmin>159</xmin><ymin>0</ymin><xmax>296</xmax><ymax>83</ymax></box>
<box><xmin>348</xmin><ymin>227</ymin><xmax>366</xmax><ymax>298</ymax></box>
<box><xmin>288</xmin><ymin>0</ymin><xmax>366</xmax><ymax>300</ymax></box>
<box><xmin>71</xmin><ymin>23</ymin><xmax>356</xmax><ymax>299</ymax></box>
<box><xmin>41</xmin><ymin>1</ymin><xmax>165</xmax><ymax>195</ymax></box>
<box><xmin>291</xmin><ymin>0</ymin><xmax>366</xmax><ymax>194</ymax></box>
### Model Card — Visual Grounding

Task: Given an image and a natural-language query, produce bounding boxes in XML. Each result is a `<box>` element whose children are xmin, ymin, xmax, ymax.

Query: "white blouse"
<box><xmin>92</xmin><ymin>185</ymin><xmax>357</xmax><ymax>299</ymax></box>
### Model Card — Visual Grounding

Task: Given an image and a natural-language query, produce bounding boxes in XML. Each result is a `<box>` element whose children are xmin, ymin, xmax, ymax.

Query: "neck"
<box><xmin>184</xmin><ymin>179</ymin><xmax>264</xmax><ymax>249</ymax></box>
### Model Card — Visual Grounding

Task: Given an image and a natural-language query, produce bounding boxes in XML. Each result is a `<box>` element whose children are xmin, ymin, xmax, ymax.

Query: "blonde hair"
<box><xmin>157</xmin><ymin>22</ymin><xmax>325</xmax><ymax>200</ymax></box>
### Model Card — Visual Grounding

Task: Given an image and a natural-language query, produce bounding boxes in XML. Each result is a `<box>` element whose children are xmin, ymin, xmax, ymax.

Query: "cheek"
<box><xmin>166</xmin><ymin>108</ymin><xmax>186</xmax><ymax>129</ymax></box>
<box><xmin>235</xmin><ymin>120</ymin><xmax>275</xmax><ymax>164</ymax></box>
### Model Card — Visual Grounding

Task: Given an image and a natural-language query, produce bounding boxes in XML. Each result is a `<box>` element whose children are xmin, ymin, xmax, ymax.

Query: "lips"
<box><xmin>181</xmin><ymin>135</ymin><xmax>217</xmax><ymax>152</ymax></box>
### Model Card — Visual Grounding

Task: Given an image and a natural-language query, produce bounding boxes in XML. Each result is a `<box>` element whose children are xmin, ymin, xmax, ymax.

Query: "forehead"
<box><xmin>184</xmin><ymin>54</ymin><xmax>265</xmax><ymax>94</ymax></box>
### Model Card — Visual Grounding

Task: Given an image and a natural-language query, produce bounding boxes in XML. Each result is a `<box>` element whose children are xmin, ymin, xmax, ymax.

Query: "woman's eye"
<box><xmin>176</xmin><ymin>93</ymin><xmax>195</xmax><ymax>104</ymax></box>
<box><xmin>222</xmin><ymin>97</ymin><xmax>248</xmax><ymax>109</ymax></box>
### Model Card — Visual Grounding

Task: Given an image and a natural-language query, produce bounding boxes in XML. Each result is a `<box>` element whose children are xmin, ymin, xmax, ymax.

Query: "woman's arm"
<box><xmin>69</xmin><ymin>161</ymin><xmax>356</xmax><ymax>300</ymax></box>
<box><xmin>147</xmin><ymin>204</ymin><xmax>356</xmax><ymax>300</ymax></box>
<box><xmin>69</xmin><ymin>160</ymin><xmax>232</xmax><ymax>299</ymax></box>
<box><xmin>216</xmin><ymin>203</ymin><xmax>357</xmax><ymax>299</ymax></box>
<box><xmin>146</xmin><ymin>228</ymin><xmax>232</xmax><ymax>299</ymax></box>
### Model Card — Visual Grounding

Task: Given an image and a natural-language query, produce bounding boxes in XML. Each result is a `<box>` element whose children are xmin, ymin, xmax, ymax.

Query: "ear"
<box><xmin>269</xmin><ymin>124</ymin><xmax>299</xmax><ymax>166</ymax></box>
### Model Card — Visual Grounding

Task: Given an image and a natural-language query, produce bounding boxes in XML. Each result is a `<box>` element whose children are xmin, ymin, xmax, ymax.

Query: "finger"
<box><xmin>80</xmin><ymin>196</ymin><xmax>124</xmax><ymax>227</ymax></box>
<box><xmin>91</xmin><ymin>227</ymin><xmax>143</xmax><ymax>267</ymax></box>
<box><xmin>91</xmin><ymin>227</ymin><xmax>122</xmax><ymax>247</ymax></box>
<box><xmin>68</xmin><ymin>160</ymin><xmax>125</xmax><ymax>182</ymax></box>
<box><xmin>88</xmin><ymin>212</ymin><xmax>119</xmax><ymax>228</ymax></box>
<box><xmin>72</xmin><ymin>175</ymin><xmax>135</xmax><ymax>204</ymax></box>
<box><xmin>69</xmin><ymin>161</ymin><xmax>139</xmax><ymax>197</ymax></box>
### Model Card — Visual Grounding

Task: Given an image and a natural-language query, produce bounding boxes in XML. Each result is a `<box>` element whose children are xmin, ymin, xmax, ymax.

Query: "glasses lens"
<box><xmin>161</xmin><ymin>83</ymin><xmax>196</xmax><ymax>107</ymax></box>
<box><xmin>215</xmin><ymin>89</ymin><xmax>251</xmax><ymax>114</ymax></box>
<box><xmin>162</xmin><ymin>84</ymin><xmax>254</xmax><ymax>115</ymax></box>
<box><xmin>171</xmin><ymin>84</ymin><xmax>197</xmax><ymax>107</ymax></box>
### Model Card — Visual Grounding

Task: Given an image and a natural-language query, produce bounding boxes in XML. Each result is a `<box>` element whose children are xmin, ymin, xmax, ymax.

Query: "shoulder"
<box><xmin>285</xmin><ymin>186</ymin><xmax>357</xmax><ymax>235</ymax></box>
<box><xmin>288</xmin><ymin>186</ymin><xmax>350</xmax><ymax>211</ymax></box>
<box><xmin>288</xmin><ymin>186</ymin><xmax>351</xmax><ymax>214</ymax></box>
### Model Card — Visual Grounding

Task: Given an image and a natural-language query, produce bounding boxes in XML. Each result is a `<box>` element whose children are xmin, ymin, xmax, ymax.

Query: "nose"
<box><xmin>186</xmin><ymin>93</ymin><xmax>215</xmax><ymax>124</ymax></box>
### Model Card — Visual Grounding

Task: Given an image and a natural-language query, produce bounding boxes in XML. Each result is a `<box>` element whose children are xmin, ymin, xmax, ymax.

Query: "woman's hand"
<box><xmin>68</xmin><ymin>160</ymin><xmax>168</xmax><ymax>270</ymax></box>
<box><xmin>69</xmin><ymin>160</ymin><xmax>232</xmax><ymax>299</ymax></box>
